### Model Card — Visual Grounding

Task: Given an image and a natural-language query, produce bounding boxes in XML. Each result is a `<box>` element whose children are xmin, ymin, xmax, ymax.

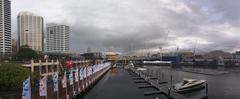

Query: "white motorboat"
<box><xmin>173</xmin><ymin>78</ymin><xmax>206</xmax><ymax>93</ymax></box>
<box><xmin>129</xmin><ymin>61</ymin><xmax>134</xmax><ymax>67</ymax></box>
<box><xmin>137</xmin><ymin>67</ymin><xmax>147</xmax><ymax>71</ymax></box>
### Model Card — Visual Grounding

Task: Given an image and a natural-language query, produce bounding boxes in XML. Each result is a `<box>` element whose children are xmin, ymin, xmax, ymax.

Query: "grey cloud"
<box><xmin>12</xmin><ymin>0</ymin><xmax>240</xmax><ymax>54</ymax></box>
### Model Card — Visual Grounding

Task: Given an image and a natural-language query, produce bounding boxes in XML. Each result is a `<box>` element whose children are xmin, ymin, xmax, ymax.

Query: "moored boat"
<box><xmin>173</xmin><ymin>78</ymin><xmax>206</xmax><ymax>93</ymax></box>
<box><xmin>137</xmin><ymin>67</ymin><xmax>147</xmax><ymax>71</ymax></box>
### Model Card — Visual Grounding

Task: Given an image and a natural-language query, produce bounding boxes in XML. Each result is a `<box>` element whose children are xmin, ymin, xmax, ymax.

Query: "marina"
<box><xmin>1</xmin><ymin>0</ymin><xmax>240</xmax><ymax>99</ymax></box>
<box><xmin>145</xmin><ymin>66</ymin><xmax>240</xmax><ymax>99</ymax></box>
<box><xmin>127</xmin><ymin>66</ymin><xmax>208</xmax><ymax>99</ymax></box>
<box><xmin>80</xmin><ymin>64</ymin><xmax>240</xmax><ymax>99</ymax></box>
<box><xmin>81</xmin><ymin>68</ymin><xmax>168</xmax><ymax>99</ymax></box>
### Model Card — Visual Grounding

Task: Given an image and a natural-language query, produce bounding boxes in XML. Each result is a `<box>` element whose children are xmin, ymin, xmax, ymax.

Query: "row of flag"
<box><xmin>22</xmin><ymin>62</ymin><xmax>111</xmax><ymax>98</ymax></box>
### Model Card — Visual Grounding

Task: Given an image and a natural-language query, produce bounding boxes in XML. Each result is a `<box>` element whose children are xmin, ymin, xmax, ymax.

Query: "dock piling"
<box><xmin>206</xmin><ymin>83</ymin><xmax>208</xmax><ymax>97</ymax></box>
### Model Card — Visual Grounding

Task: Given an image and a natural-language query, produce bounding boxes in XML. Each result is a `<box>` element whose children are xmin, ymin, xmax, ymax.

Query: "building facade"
<box><xmin>12</xmin><ymin>38</ymin><xmax>17</xmax><ymax>55</ymax></box>
<box><xmin>18</xmin><ymin>11</ymin><xmax>44</xmax><ymax>52</ymax></box>
<box><xmin>0</xmin><ymin>0</ymin><xmax>11</xmax><ymax>55</ymax></box>
<box><xmin>46</xmin><ymin>24</ymin><xmax>69</xmax><ymax>52</ymax></box>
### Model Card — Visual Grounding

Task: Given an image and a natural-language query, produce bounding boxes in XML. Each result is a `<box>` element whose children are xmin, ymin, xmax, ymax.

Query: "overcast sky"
<box><xmin>12</xmin><ymin>0</ymin><xmax>240</xmax><ymax>55</ymax></box>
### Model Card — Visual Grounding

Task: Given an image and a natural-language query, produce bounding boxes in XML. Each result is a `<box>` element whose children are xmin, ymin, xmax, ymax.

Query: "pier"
<box><xmin>81</xmin><ymin>67</ymin><xmax>168</xmax><ymax>99</ymax></box>
<box><xmin>128</xmin><ymin>67</ymin><xmax>208</xmax><ymax>99</ymax></box>
<box><xmin>0</xmin><ymin>61</ymin><xmax>112</xmax><ymax>99</ymax></box>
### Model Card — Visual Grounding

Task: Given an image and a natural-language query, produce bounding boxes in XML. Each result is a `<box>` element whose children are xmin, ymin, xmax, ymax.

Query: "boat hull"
<box><xmin>173</xmin><ymin>83</ymin><xmax>205</xmax><ymax>94</ymax></box>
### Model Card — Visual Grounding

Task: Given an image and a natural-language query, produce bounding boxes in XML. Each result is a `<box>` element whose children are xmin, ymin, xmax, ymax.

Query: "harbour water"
<box><xmin>81</xmin><ymin>68</ymin><xmax>168</xmax><ymax>99</ymax></box>
<box><xmin>146</xmin><ymin>66</ymin><xmax>240</xmax><ymax>99</ymax></box>
<box><xmin>81</xmin><ymin>66</ymin><xmax>240</xmax><ymax>99</ymax></box>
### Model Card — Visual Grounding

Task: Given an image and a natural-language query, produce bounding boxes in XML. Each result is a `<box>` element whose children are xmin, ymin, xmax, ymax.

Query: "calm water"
<box><xmin>80</xmin><ymin>66</ymin><xmax>240</xmax><ymax>99</ymax></box>
<box><xmin>81</xmin><ymin>68</ymin><xmax>168</xmax><ymax>99</ymax></box>
<box><xmin>146</xmin><ymin>66</ymin><xmax>240</xmax><ymax>99</ymax></box>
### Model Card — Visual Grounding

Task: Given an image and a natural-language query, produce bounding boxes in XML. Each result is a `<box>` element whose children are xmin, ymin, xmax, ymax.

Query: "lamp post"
<box><xmin>168</xmin><ymin>62</ymin><xmax>173</xmax><ymax>97</ymax></box>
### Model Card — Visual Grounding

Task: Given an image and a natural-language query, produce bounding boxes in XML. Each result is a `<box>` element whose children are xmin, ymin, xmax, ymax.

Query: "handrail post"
<box><xmin>31</xmin><ymin>60</ymin><xmax>34</xmax><ymax>72</ymax></box>
<box><xmin>57</xmin><ymin>59</ymin><xmax>59</xmax><ymax>72</ymax></box>
<box><xmin>46</xmin><ymin>59</ymin><xmax>49</xmax><ymax>74</ymax></box>
<box><xmin>39</xmin><ymin>60</ymin><xmax>42</xmax><ymax>75</ymax></box>
<box><xmin>51</xmin><ymin>60</ymin><xmax>54</xmax><ymax>72</ymax></box>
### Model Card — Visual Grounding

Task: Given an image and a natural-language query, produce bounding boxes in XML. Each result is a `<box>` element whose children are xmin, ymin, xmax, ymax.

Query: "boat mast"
<box><xmin>193</xmin><ymin>40</ymin><xmax>198</xmax><ymax>67</ymax></box>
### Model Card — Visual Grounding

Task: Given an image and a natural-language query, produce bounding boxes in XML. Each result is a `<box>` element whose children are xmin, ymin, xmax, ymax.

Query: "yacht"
<box><xmin>129</xmin><ymin>61</ymin><xmax>134</xmax><ymax>67</ymax></box>
<box><xmin>137</xmin><ymin>67</ymin><xmax>147</xmax><ymax>71</ymax></box>
<box><xmin>173</xmin><ymin>78</ymin><xmax>206</xmax><ymax>93</ymax></box>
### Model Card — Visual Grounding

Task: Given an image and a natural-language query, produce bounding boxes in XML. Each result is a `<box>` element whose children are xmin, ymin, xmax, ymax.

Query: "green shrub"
<box><xmin>16</xmin><ymin>45</ymin><xmax>41</xmax><ymax>61</ymax></box>
<box><xmin>0</xmin><ymin>63</ymin><xmax>31</xmax><ymax>92</ymax></box>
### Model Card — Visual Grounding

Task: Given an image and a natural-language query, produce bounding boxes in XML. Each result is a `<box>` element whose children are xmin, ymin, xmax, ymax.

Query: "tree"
<box><xmin>0</xmin><ymin>63</ymin><xmax>31</xmax><ymax>93</ymax></box>
<box><xmin>16</xmin><ymin>45</ymin><xmax>41</xmax><ymax>61</ymax></box>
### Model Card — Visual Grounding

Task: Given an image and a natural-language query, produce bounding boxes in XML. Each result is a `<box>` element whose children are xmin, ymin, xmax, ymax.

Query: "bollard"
<box><xmin>168</xmin><ymin>87</ymin><xmax>170</xmax><ymax>96</ymax></box>
<box><xmin>206</xmin><ymin>83</ymin><xmax>208</xmax><ymax>96</ymax></box>
<box><xmin>168</xmin><ymin>87</ymin><xmax>171</xmax><ymax>97</ymax></box>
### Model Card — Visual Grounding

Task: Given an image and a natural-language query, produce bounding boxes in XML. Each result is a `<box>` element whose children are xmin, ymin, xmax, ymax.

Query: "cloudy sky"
<box><xmin>12</xmin><ymin>0</ymin><xmax>240</xmax><ymax>55</ymax></box>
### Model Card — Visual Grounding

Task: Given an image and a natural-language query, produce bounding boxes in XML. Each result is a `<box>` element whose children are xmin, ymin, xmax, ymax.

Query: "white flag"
<box><xmin>83</xmin><ymin>67</ymin><xmax>87</xmax><ymax>78</ymax></box>
<box><xmin>80</xmin><ymin>68</ymin><xmax>83</xmax><ymax>80</ymax></box>
<box><xmin>79</xmin><ymin>68</ymin><xmax>81</xmax><ymax>80</ymax></box>
<box><xmin>62</xmin><ymin>72</ymin><xmax>67</xmax><ymax>88</ymax></box>
<box><xmin>93</xmin><ymin>65</ymin><xmax>95</xmax><ymax>73</ymax></box>
<box><xmin>52</xmin><ymin>72</ymin><xmax>59</xmax><ymax>92</ymax></box>
<box><xmin>75</xmin><ymin>69</ymin><xmax>79</xmax><ymax>82</ymax></box>
<box><xmin>87</xmin><ymin>67</ymin><xmax>90</xmax><ymax>76</ymax></box>
<box><xmin>39</xmin><ymin>76</ymin><xmax>47</xmax><ymax>96</ymax></box>
<box><xmin>69</xmin><ymin>70</ymin><xmax>74</xmax><ymax>85</ymax></box>
<box><xmin>22</xmin><ymin>77</ymin><xmax>31</xmax><ymax>99</ymax></box>
<box><xmin>88</xmin><ymin>66</ymin><xmax>92</xmax><ymax>76</ymax></box>
<box><xmin>90</xmin><ymin>66</ymin><xmax>93</xmax><ymax>75</ymax></box>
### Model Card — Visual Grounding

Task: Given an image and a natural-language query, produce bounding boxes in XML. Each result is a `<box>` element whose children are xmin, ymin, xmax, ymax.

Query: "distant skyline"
<box><xmin>11</xmin><ymin>0</ymin><xmax>240</xmax><ymax>54</ymax></box>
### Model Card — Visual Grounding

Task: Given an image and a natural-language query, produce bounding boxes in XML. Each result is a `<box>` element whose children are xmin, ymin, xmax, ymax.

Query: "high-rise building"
<box><xmin>46</xmin><ymin>23</ymin><xmax>69</xmax><ymax>52</ymax></box>
<box><xmin>18</xmin><ymin>11</ymin><xmax>44</xmax><ymax>52</ymax></box>
<box><xmin>12</xmin><ymin>38</ymin><xmax>17</xmax><ymax>55</ymax></box>
<box><xmin>0</xmin><ymin>0</ymin><xmax>11</xmax><ymax>56</ymax></box>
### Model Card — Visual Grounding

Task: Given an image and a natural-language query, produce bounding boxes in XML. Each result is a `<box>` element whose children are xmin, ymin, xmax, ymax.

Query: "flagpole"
<box><xmin>57</xmin><ymin>89</ymin><xmax>59</xmax><ymax>99</ymax></box>
<box><xmin>46</xmin><ymin>76</ymin><xmax>48</xmax><ymax>99</ymax></box>
<box><xmin>30</xmin><ymin>76</ymin><xmax>32</xmax><ymax>99</ymax></box>
<box><xmin>70</xmin><ymin>69</ymin><xmax>74</xmax><ymax>97</ymax></box>
<box><xmin>73</xmin><ymin>76</ymin><xmax>75</xmax><ymax>97</ymax></box>
<box><xmin>66</xmin><ymin>79</ymin><xmax>68</xmax><ymax>99</ymax></box>
<box><xmin>89</xmin><ymin>70</ymin><xmax>91</xmax><ymax>86</ymax></box>
<box><xmin>82</xmin><ymin>71</ymin><xmax>84</xmax><ymax>92</ymax></box>
<box><xmin>37</xmin><ymin>60</ymin><xmax>42</xmax><ymax>99</ymax></box>
<box><xmin>39</xmin><ymin>60</ymin><xmax>42</xmax><ymax>99</ymax></box>
<box><xmin>83</xmin><ymin>67</ymin><xmax>85</xmax><ymax>92</ymax></box>
<box><xmin>66</xmin><ymin>71</ymin><xmax>68</xmax><ymax>99</ymax></box>
<box><xmin>30</xmin><ymin>74</ymin><xmax>33</xmax><ymax>99</ymax></box>
<box><xmin>86</xmin><ymin>67</ymin><xmax>88</xmax><ymax>88</ymax></box>
<box><xmin>78</xmin><ymin>69</ymin><xmax>80</xmax><ymax>93</ymax></box>
<box><xmin>57</xmin><ymin>72</ymin><xmax>59</xmax><ymax>99</ymax></box>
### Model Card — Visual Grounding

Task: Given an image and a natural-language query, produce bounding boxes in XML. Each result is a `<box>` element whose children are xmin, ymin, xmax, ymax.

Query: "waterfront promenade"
<box><xmin>0</xmin><ymin>62</ymin><xmax>111</xmax><ymax>99</ymax></box>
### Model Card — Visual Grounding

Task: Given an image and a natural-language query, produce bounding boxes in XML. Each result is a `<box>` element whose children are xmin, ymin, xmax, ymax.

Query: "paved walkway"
<box><xmin>81</xmin><ymin>68</ymin><xmax>167</xmax><ymax>99</ymax></box>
